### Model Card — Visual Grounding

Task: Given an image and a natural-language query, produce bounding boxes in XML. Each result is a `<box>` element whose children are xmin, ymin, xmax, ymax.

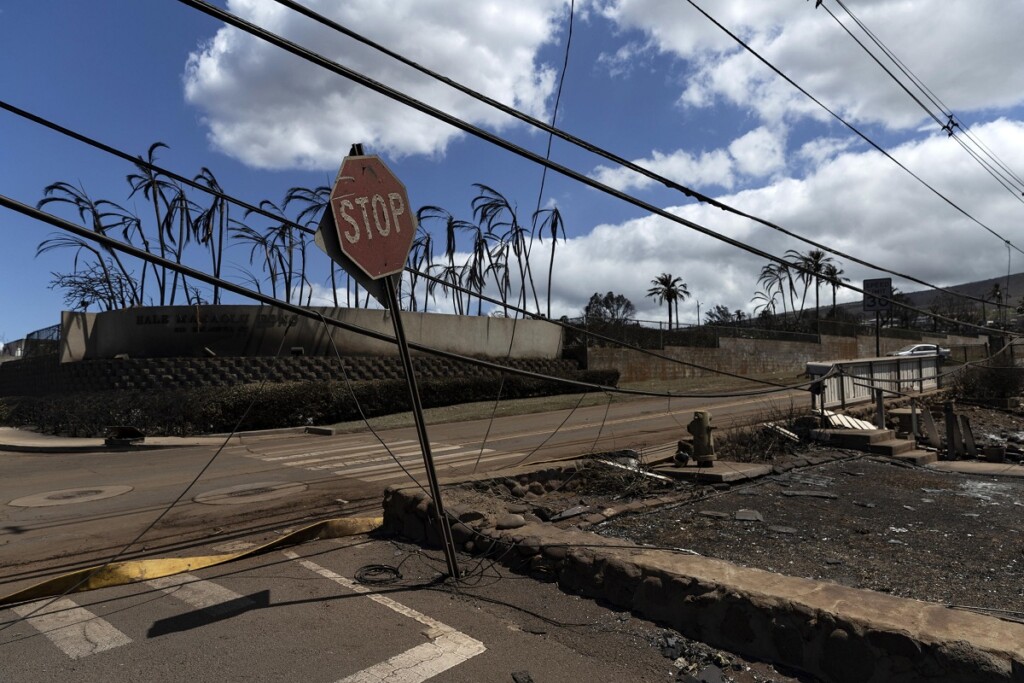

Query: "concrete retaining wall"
<box><xmin>61</xmin><ymin>306</ymin><xmax>563</xmax><ymax>362</ymax></box>
<box><xmin>383</xmin><ymin>483</ymin><xmax>1024</xmax><ymax>683</ymax></box>
<box><xmin>588</xmin><ymin>333</ymin><xmax>988</xmax><ymax>383</ymax></box>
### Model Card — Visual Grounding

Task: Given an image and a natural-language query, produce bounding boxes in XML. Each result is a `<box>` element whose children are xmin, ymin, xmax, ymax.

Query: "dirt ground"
<box><xmin>449</xmin><ymin>403</ymin><xmax>1024</xmax><ymax>682</ymax></box>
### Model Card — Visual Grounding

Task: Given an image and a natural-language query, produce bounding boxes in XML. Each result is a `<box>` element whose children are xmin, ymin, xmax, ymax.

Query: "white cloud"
<box><xmin>601</xmin><ymin>0</ymin><xmax>1024</xmax><ymax>130</ymax></box>
<box><xmin>728</xmin><ymin>126</ymin><xmax>786</xmax><ymax>177</ymax></box>
<box><xmin>797</xmin><ymin>137</ymin><xmax>855</xmax><ymax>166</ymax></box>
<box><xmin>542</xmin><ymin>118</ymin><xmax>1024</xmax><ymax>325</ymax></box>
<box><xmin>588</xmin><ymin>126</ymin><xmax>785</xmax><ymax>193</ymax></box>
<box><xmin>590</xmin><ymin>148</ymin><xmax>734</xmax><ymax>192</ymax></box>
<box><xmin>184</xmin><ymin>0</ymin><xmax>570</xmax><ymax>169</ymax></box>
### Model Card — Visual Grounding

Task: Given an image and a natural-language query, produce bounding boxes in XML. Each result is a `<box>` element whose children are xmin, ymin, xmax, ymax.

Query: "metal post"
<box><xmin>944</xmin><ymin>401</ymin><xmax>957</xmax><ymax>461</ymax></box>
<box><xmin>875</xmin><ymin>311</ymin><xmax>881</xmax><ymax>357</ymax></box>
<box><xmin>875</xmin><ymin>389</ymin><xmax>885</xmax><ymax>429</ymax></box>
<box><xmin>910</xmin><ymin>400</ymin><xmax>918</xmax><ymax>441</ymax></box>
<box><xmin>383</xmin><ymin>277</ymin><xmax>460</xmax><ymax>579</ymax></box>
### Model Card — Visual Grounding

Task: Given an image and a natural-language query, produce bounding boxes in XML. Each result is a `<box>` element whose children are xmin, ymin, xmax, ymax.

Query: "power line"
<box><xmin>174</xmin><ymin>0</ymin><xmax>1016</xmax><ymax>325</ymax></box>
<box><xmin>816</xmin><ymin>0</ymin><xmax>1024</xmax><ymax>204</ymax></box>
<box><xmin>4</xmin><ymin>89</ymin><xmax>1011</xmax><ymax>333</ymax></box>
<box><xmin>0</xmin><ymin>17</ymin><xmax>1008</xmax><ymax>316</ymax></box>
<box><xmin>0</xmin><ymin>100</ymin><xmax>302</xmax><ymax>234</ymax></box>
<box><xmin>826</xmin><ymin>0</ymin><xmax>1024</xmax><ymax>194</ymax></box>
<box><xmin>252</xmin><ymin>0</ymin><xmax>1015</xmax><ymax>310</ymax></box>
<box><xmin>684</xmin><ymin>0</ymin><xmax>1024</xmax><ymax>259</ymax></box>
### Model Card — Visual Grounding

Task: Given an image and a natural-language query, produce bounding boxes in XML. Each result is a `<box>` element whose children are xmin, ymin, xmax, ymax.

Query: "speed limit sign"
<box><xmin>863</xmin><ymin>278</ymin><xmax>892</xmax><ymax>312</ymax></box>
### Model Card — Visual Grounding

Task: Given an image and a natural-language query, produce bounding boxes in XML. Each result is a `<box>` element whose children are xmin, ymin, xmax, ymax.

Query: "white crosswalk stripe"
<box><xmin>148</xmin><ymin>573</ymin><xmax>253</xmax><ymax>617</ymax></box>
<box><xmin>12</xmin><ymin>598</ymin><xmax>132</xmax><ymax>660</ymax></box>
<box><xmin>239</xmin><ymin>436</ymin><xmax>520</xmax><ymax>481</ymax></box>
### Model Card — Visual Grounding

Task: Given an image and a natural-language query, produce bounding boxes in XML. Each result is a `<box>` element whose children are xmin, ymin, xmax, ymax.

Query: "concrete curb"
<box><xmin>383</xmin><ymin>486</ymin><xmax>1024</xmax><ymax>683</ymax></box>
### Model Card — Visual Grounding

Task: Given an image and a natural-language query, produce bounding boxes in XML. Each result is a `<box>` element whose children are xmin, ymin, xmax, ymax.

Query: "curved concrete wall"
<box><xmin>61</xmin><ymin>306</ymin><xmax>563</xmax><ymax>362</ymax></box>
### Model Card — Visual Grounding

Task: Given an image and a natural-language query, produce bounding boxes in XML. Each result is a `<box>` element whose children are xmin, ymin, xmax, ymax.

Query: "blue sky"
<box><xmin>4</xmin><ymin>1</ymin><xmax>1024</xmax><ymax>342</ymax></box>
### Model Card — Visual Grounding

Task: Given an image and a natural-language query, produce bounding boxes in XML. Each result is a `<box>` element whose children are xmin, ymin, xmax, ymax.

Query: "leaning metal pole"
<box><xmin>382</xmin><ymin>277</ymin><xmax>460</xmax><ymax>579</ymax></box>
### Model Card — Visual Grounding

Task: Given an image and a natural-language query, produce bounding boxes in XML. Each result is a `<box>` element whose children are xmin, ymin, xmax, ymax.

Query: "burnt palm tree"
<box><xmin>37</xmin><ymin>181</ymin><xmax>140</xmax><ymax>306</ymax></box>
<box><xmin>757</xmin><ymin>262</ymin><xmax>790</xmax><ymax>322</ymax></box>
<box><xmin>194</xmin><ymin>168</ymin><xmax>231</xmax><ymax>305</ymax></box>
<box><xmin>751</xmin><ymin>287</ymin><xmax>778</xmax><ymax>319</ymax></box>
<box><xmin>127</xmin><ymin>142</ymin><xmax>175</xmax><ymax>304</ymax></box>
<box><xmin>407</xmin><ymin>225</ymin><xmax>434</xmax><ymax>312</ymax></box>
<box><xmin>472</xmin><ymin>184</ymin><xmax>540</xmax><ymax>316</ymax></box>
<box><xmin>417</xmin><ymin>205</ymin><xmax>475</xmax><ymax>314</ymax></box>
<box><xmin>534</xmin><ymin>206</ymin><xmax>565</xmax><ymax>319</ymax></box>
<box><xmin>245</xmin><ymin>199</ymin><xmax>308</xmax><ymax>304</ymax></box>
<box><xmin>165</xmin><ymin>186</ymin><xmax>199</xmax><ymax>305</ymax></box>
<box><xmin>231</xmin><ymin>221</ymin><xmax>280</xmax><ymax>299</ymax></box>
<box><xmin>284</xmin><ymin>185</ymin><xmax>334</xmax><ymax>306</ymax></box>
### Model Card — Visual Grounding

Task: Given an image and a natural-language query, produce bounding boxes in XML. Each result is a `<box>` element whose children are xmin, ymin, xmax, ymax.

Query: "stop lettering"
<box><xmin>329</xmin><ymin>156</ymin><xmax>417</xmax><ymax>280</ymax></box>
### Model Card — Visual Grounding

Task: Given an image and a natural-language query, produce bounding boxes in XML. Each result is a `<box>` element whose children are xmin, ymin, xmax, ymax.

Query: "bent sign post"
<box><xmin>318</xmin><ymin>153</ymin><xmax>460</xmax><ymax>580</ymax></box>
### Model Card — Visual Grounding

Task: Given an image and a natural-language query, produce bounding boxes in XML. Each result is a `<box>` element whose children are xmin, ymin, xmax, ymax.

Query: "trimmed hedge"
<box><xmin>1</xmin><ymin>369</ymin><xmax>619</xmax><ymax>437</ymax></box>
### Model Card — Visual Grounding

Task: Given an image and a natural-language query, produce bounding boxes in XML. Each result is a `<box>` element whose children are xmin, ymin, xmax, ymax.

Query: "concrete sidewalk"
<box><xmin>0</xmin><ymin>427</ymin><xmax>240</xmax><ymax>453</ymax></box>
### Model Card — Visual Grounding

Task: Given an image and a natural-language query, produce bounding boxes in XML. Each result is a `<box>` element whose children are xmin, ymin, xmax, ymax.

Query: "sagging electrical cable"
<box><xmin>823</xmin><ymin>0</ymin><xmax>1024</xmax><ymax>197</ymax></box>
<box><xmin>815</xmin><ymin>1</ymin><xmax>1024</xmax><ymax>204</ymax></box>
<box><xmin>685</xmin><ymin>0</ymin><xmax>1024</xmax><ymax>260</ymax></box>
<box><xmin>263</xmin><ymin>0</ymin><xmax>1017</xmax><ymax>310</ymax></box>
<box><xmin>0</xmin><ymin>100</ymin><xmax>296</xmax><ymax>234</ymax></box>
<box><xmin>175</xmin><ymin>0</ymin><xmax>1016</xmax><ymax>325</ymax></box>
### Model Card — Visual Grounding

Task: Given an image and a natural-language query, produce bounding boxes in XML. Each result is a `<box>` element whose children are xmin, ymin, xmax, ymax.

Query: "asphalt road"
<box><xmin>0</xmin><ymin>388</ymin><xmax>807</xmax><ymax>592</ymax></box>
<box><xmin>0</xmin><ymin>534</ymin><xmax>698</xmax><ymax>683</ymax></box>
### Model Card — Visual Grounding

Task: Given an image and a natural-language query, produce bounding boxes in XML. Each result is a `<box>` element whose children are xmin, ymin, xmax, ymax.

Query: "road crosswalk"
<box><xmin>2</xmin><ymin>557</ymin><xmax>485</xmax><ymax>682</ymax></box>
<box><xmin>235</xmin><ymin>434</ymin><xmax>533</xmax><ymax>484</ymax></box>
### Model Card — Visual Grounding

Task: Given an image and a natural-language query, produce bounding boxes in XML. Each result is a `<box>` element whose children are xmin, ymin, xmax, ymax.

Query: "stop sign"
<box><xmin>329</xmin><ymin>155</ymin><xmax>417</xmax><ymax>280</ymax></box>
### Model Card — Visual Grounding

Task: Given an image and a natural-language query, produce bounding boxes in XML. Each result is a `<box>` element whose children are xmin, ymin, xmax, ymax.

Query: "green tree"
<box><xmin>646</xmin><ymin>273</ymin><xmax>689</xmax><ymax>330</ymax></box>
<box><xmin>822</xmin><ymin>262</ymin><xmax>848</xmax><ymax>316</ymax></box>
<box><xmin>786</xmin><ymin>249</ymin><xmax>834</xmax><ymax>320</ymax></box>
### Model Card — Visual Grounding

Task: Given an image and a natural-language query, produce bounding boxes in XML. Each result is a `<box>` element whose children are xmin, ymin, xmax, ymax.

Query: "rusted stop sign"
<box><xmin>329</xmin><ymin>155</ymin><xmax>417</xmax><ymax>280</ymax></box>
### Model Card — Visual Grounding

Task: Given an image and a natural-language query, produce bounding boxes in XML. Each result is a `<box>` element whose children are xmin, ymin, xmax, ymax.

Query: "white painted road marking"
<box><xmin>148</xmin><ymin>573</ymin><xmax>253</xmax><ymax>617</ymax></box>
<box><xmin>284</xmin><ymin>551</ymin><xmax>486</xmax><ymax>682</ymax></box>
<box><xmin>12</xmin><ymin>598</ymin><xmax>132</xmax><ymax>660</ymax></box>
<box><xmin>241</xmin><ymin>436</ymin><xmax>517</xmax><ymax>482</ymax></box>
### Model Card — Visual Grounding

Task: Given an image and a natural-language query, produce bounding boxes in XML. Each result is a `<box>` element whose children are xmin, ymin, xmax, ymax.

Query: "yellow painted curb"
<box><xmin>0</xmin><ymin>516</ymin><xmax>382</xmax><ymax>606</ymax></box>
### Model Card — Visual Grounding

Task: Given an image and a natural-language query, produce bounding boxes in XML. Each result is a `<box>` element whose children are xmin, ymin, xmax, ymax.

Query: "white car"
<box><xmin>888</xmin><ymin>343</ymin><xmax>951</xmax><ymax>359</ymax></box>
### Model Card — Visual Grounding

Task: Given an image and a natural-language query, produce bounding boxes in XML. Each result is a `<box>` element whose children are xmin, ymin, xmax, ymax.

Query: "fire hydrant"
<box><xmin>688</xmin><ymin>410</ymin><xmax>716</xmax><ymax>466</ymax></box>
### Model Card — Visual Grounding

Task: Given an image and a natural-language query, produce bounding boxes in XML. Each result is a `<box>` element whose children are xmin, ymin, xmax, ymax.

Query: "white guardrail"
<box><xmin>806</xmin><ymin>355</ymin><xmax>942</xmax><ymax>409</ymax></box>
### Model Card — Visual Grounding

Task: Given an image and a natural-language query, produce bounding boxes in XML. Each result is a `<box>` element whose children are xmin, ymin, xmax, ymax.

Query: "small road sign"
<box><xmin>329</xmin><ymin>155</ymin><xmax>416</xmax><ymax>280</ymax></box>
<box><xmin>863</xmin><ymin>278</ymin><xmax>893</xmax><ymax>312</ymax></box>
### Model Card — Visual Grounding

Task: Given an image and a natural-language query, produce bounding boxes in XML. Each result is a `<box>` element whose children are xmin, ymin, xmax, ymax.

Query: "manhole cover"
<box><xmin>9</xmin><ymin>485</ymin><xmax>134</xmax><ymax>508</ymax></box>
<box><xmin>194</xmin><ymin>481</ymin><xmax>307</xmax><ymax>506</ymax></box>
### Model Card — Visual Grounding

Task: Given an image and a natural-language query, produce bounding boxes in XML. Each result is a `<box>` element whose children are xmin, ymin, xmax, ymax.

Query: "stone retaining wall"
<box><xmin>382</xmin><ymin>482</ymin><xmax>1024</xmax><ymax>683</ymax></box>
<box><xmin>0</xmin><ymin>354</ymin><xmax>579</xmax><ymax>397</ymax></box>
